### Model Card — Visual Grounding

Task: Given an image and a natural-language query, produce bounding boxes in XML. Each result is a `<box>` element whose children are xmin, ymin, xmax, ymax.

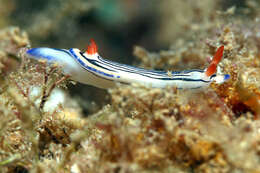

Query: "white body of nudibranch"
<box><xmin>26</xmin><ymin>39</ymin><xmax>230</xmax><ymax>89</ymax></box>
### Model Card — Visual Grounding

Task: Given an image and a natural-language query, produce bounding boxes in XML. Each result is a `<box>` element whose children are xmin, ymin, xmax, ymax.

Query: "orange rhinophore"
<box><xmin>86</xmin><ymin>39</ymin><xmax>98</xmax><ymax>55</ymax></box>
<box><xmin>205</xmin><ymin>46</ymin><xmax>224</xmax><ymax>77</ymax></box>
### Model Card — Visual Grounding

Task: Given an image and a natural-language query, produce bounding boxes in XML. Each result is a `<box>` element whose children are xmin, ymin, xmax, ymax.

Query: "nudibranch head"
<box><xmin>26</xmin><ymin>47</ymin><xmax>83</xmax><ymax>76</ymax></box>
<box><xmin>26</xmin><ymin>47</ymin><xmax>61</xmax><ymax>61</ymax></box>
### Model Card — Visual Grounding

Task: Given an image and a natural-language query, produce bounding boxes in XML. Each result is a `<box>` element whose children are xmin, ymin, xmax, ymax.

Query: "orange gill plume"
<box><xmin>205</xmin><ymin>45</ymin><xmax>224</xmax><ymax>77</ymax></box>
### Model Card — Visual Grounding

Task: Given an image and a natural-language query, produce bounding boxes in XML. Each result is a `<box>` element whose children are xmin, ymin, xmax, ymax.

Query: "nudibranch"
<box><xmin>26</xmin><ymin>39</ymin><xmax>230</xmax><ymax>89</ymax></box>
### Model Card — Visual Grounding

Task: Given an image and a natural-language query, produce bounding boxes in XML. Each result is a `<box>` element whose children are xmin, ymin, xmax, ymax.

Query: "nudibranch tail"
<box><xmin>205</xmin><ymin>45</ymin><xmax>224</xmax><ymax>77</ymax></box>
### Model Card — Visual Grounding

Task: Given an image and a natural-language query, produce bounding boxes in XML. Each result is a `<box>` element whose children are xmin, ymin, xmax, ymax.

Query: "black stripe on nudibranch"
<box><xmin>97</xmin><ymin>55</ymin><xmax>204</xmax><ymax>74</ymax></box>
<box><xmin>69</xmin><ymin>49</ymin><xmax>115</xmax><ymax>78</ymax></box>
<box><xmin>95</xmin><ymin>55</ymin><xmax>205</xmax><ymax>78</ymax></box>
<box><xmin>96</xmin><ymin>55</ymin><xmax>171</xmax><ymax>76</ymax></box>
<box><xmin>94</xmin><ymin>55</ymin><xmax>209</xmax><ymax>82</ymax></box>
<box><xmin>79</xmin><ymin>52</ymin><xmax>117</xmax><ymax>73</ymax></box>
<box><xmin>74</xmin><ymin>50</ymin><xmax>209</xmax><ymax>82</ymax></box>
<box><xmin>78</xmin><ymin>51</ymin><xmax>182</xmax><ymax>79</ymax></box>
